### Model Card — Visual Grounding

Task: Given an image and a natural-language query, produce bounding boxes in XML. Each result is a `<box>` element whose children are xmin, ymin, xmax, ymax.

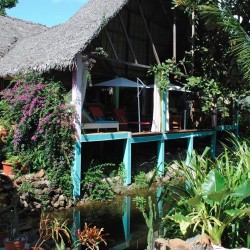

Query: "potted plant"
<box><xmin>3</xmin><ymin>192</ymin><xmax>27</xmax><ymax>250</ymax></box>
<box><xmin>2</xmin><ymin>154</ymin><xmax>21</xmax><ymax>177</ymax></box>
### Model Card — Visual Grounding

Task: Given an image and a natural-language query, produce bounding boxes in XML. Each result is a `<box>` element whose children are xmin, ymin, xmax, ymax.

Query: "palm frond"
<box><xmin>199</xmin><ymin>4</ymin><xmax>250</xmax><ymax>84</ymax></box>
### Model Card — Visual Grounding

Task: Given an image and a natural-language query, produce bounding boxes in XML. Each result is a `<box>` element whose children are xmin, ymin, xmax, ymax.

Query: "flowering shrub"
<box><xmin>0</xmin><ymin>74</ymin><xmax>76</xmax><ymax>196</ymax></box>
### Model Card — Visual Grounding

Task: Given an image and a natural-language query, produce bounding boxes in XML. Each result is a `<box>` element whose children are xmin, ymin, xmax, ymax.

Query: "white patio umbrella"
<box><xmin>94</xmin><ymin>77</ymin><xmax>145</xmax><ymax>88</ymax></box>
<box><xmin>94</xmin><ymin>77</ymin><xmax>148</xmax><ymax>132</ymax></box>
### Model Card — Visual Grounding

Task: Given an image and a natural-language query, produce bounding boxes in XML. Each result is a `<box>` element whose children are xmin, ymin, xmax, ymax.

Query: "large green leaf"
<box><xmin>231</xmin><ymin>179</ymin><xmax>250</xmax><ymax>200</ymax></box>
<box><xmin>185</xmin><ymin>195</ymin><xmax>202</xmax><ymax>206</ymax></box>
<box><xmin>225</xmin><ymin>208</ymin><xmax>242</xmax><ymax>217</ymax></box>
<box><xmin>202</xmin><ymin>169</ymin><xmax>227</xmax><ymax>196</ymax></box>
<box><xmin>166</xmin><ymin>213</ymin><xmax>192</xmax><ymax>235</ymax></box>
<box><xmin>207</xmin><ymin>190</ymin><xmax>230</xmax><ymax>202</ymax></box>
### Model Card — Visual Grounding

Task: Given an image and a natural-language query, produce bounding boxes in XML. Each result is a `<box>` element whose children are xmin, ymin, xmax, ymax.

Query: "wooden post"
<box><xmin>72</xmin><ymin>54</ymin><xmax>88</xmax><ymax>199</ymax></box>
<box><xmin>173</xmin><ymin>7</ymin><xmax>176</xmax><ymax>60</ymax></box>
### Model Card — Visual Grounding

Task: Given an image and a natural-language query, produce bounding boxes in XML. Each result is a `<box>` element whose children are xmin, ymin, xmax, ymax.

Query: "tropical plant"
<box><xmin>161</xmin><ymin>138</ymin><xmax>250</xmax><ymax>246</ymax></box>
<box><xmin>133</xmin><ymin>171</ymin><xmax>149</xmax><ymax>189</ymax></box>
<box><xmin>133</xmin><ymin>196</ymin><xmax>157</xmax><ymax>250</ymax></box>
<box><xmin>76</xmin><ymin>223</ymin><xmax>107</xmax><ymax>250</ymax></box>
<box><xmin>0</xmin><ymin>74</ymin><xmax>76</xmax><ymax>197</ymax></box>
<box><xmin>148</xmin><ymin>59</ymin><xmax>184</xmax><ymax>92</ymax></box>
<box><xmin>35</xmin><ymin>213</ymin><xmax>72</xmax><ymax>250</ymax></box>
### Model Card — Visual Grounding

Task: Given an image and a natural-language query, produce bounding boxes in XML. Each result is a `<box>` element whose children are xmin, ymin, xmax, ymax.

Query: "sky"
<box><xmin>6</xmin><ymin>0</ymin><xmax>89</xmax><ymax>27</ymax></box>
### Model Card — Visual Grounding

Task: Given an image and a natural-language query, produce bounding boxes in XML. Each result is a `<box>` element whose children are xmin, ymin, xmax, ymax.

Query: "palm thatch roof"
<box><xmin>0</xmin><ymin>0</ymin><xmax>129</xmax><ymax>77</ymax></box>
<box><xmin>0</xmin><ymin>15</ymin><xmax>48</xmax><ymax>59</ymax></box>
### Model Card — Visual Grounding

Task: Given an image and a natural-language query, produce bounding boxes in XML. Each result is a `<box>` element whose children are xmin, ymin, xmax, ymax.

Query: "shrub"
<box><xmin>82</xmin><ymin>162</ymin><xmax>115</xmax><ymax>201</ymax></box>
<box><xmin>134</xmin><ymin>171</ymin><xmax>148</xmax><ymax>189</ymax></box>
<box><xmin>161</xmin><ymin>138</ymin><xmax>250</xmax><ymax>246</ymax></box>
<box><xmin>0</xmin><ymin>74</ymin><xmax>76</xmax><ymax>197</ymax></box>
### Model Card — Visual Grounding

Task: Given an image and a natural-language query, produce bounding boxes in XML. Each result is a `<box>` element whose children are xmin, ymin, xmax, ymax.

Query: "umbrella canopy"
<box><xmin>94</xmin><ymin>77</ymin><xmax>145</xmax><ymax>88</ymax></box>
<box><xmin>147</xmin><ymin>83</ymin><xmax>189</xmax><ymax>92</ymax></box>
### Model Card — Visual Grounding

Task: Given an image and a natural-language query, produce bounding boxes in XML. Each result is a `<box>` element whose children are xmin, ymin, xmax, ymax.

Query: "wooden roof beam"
<box><xmin>118</xmin><ymin>12</ymin><xmax>138</xmax><ymax>64</ymax></box>
<box><xmin>91</xmin><ymin>54</ymin><xmax>150</xmax><ymax>69</ymax></box>
<box><xmin>104</xmin><ymin>27</ymin><xmax>119</xmax><ymax>60</ymax></box>
<box><xmin>136</xmin><ymin>0</ymin><xmax>160</xmax><ymax>64</ymax></box>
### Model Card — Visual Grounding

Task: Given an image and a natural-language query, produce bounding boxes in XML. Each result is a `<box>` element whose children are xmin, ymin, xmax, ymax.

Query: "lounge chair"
<box><xmin>113</xmin><ymin>108</ymin><xmax>151</xmax><ymax>131</ymax></box>
<box><xmin>82</xmin><ymin>108</ymin><xmax>119</xmax><ymax>132</ymax></box>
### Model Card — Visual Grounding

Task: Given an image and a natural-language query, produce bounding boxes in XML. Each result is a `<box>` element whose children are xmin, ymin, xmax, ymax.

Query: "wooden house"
<box><xmin>0</xmin><ymin>0</ymin><xmax>238</xmax><ymax>198</ymax></box>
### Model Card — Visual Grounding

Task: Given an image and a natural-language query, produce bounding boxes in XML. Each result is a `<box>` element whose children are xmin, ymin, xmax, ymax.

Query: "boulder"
<box><xmin>154</xmin><ymin>238</ymin><xmax>191</xmax><ymax>250</ymax></box>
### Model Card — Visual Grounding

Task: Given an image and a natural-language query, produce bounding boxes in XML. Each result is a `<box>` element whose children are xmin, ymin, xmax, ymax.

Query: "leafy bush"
<box><xmin>134</xmin><ymin>171</ymin><xmax>148</xmax><ymax>189</ymax></box>
<box><xmin>0</xmin><ymin>74</ymin><xmax>76</xmax><ymax>196</ymax></box>
<box><xmin>161</xmin><ymin>137</ymin><xmax>250</xmax><ymax>246</ymax></box>
<box><xmin>82</xmin><ymin>163</ymin><xmax>115</xmax><ymax>201</ymax></box>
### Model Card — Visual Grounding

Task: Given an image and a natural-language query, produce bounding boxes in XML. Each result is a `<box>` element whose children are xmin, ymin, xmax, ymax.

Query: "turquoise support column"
<box><xmin>72</xmin><ymin>54</ymin><xmax>88</xmax><ymax>199</ymax></box>
<box><xmin>185</xmin><ymin>135</ymin><xmax>194</xmax><ymax>165</ymax></box>
<box><xmin>157</xmin><ymin>139</ymin><xmax>165</xmax><ymax>175</ymax></box>
<box><xmin>210</xmin><ymin>131</ymin><xmax>217</xmax><ymax>159</ymax></box>
<box><xmin>156</xmin><ymin>186</ymin><xmax>164</xmax><ymax>218</ymax></box>
<box><xmin>122</xmin><ymin>196</ymin><xmax>131</xmax><ymax>245</ymax></box>
<box><xmin>123</xmin><ymin>138</ymin><xmax>132</xmax><ymax>185</ymax></box>
<box><xmin>72</xmin><ymin>209</ymin><xmax>81</xmax><ymax>249</ymax></box>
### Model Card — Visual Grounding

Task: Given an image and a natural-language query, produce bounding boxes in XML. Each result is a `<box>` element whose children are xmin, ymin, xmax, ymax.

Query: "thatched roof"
<box><xmin>0</xmin><ymin>0</ymin><xmax>129</xmax><ymax>77</ymax></box>
<box><xmin>0</xmin><ymin>15</ymin><xmax>48</xmax><ymax>59</ymax></box>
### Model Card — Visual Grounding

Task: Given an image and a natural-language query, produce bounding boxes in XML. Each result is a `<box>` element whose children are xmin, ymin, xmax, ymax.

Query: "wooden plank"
<box><xmin>131</xmin><ymin>134</ymin><xmax>164</xmax><ymax>143</ymax></box>
<box><xmin>216</xmin><ymin>125</ymin><xmax>238</xmax><ymax>131</ymax></box>
<box><xmin>81</xmin><ymin>132</ymin><xmax>131</xmax><ymax>142</ymax></box>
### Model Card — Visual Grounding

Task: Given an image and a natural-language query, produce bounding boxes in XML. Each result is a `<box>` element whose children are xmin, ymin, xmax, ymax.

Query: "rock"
<box><xmin>186</xmin><ymin>234</ymin><xmax>213</xmax><ymax>250</ymax></box>
<box><xmin>34</xmin><ymin>169</ymin><xmax>45</xmax><ymax>178</ymax></box>
<box><xmin>53</xmin><ymin>188</ymin><xmax>62</xmax><ymax>194</ymax></box>
<box><xmin>154</xmin><ymin>238</ymin><xmax>191</xmax><ymax>250</ymax></box>
<box><xmin>53</xmin><ymin>200</ymin><xmax>60</xmax><ymax>208</ymax></box>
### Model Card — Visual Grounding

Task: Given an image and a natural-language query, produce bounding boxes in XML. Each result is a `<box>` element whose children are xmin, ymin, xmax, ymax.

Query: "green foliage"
<box><xmin>0</xmin><ymin>0</ymin><xmax>18</xmax><ymax>15</ymax></box>
<box><xmin>0</xmin><ymin>74</ymin><xmax>76</xmax><ymax>197</ymax></box>
<box><xmin>82</xmin><ymin>162</ymin><xmax>115</xmax><ymax>201</ymax></box>
<box><xmin>162</xmin><ymin>137</ymin><xmax>250</xmax><ymax>246</ymax></box>
<box><xmin>133</xmin><ymin>196</ymin><xmax>157</xmax><ymax>250</ymax></box>
<box><xmin>133</xmin><ymin>171</ymin><xmax>149</xmax><ymax>189</ymax></box>
<box><xmin>185</xmin><ymin>76</ymin><xmax>221</xmax><ymax>113</ymax></box>
<box><xmin>198</xmin><ymin>3</ymin><xmax>250</xmax><ymax>84</ymax></box>
<box><xmin>148</xmin><ymin>59</ymin><xmax>184</xmax><ymax>92</ymax></box>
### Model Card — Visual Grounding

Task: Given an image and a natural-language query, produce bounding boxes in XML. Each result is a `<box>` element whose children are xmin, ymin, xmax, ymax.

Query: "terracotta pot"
<box><xmin>3</xmin><ymin>236</ymin><xmax>27</xmax><ymax>250</ymax></box>
<box><xmin>2</xmin><ymin>161</ymin><xmax>14</xmax><ymax>176</ymax></box>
